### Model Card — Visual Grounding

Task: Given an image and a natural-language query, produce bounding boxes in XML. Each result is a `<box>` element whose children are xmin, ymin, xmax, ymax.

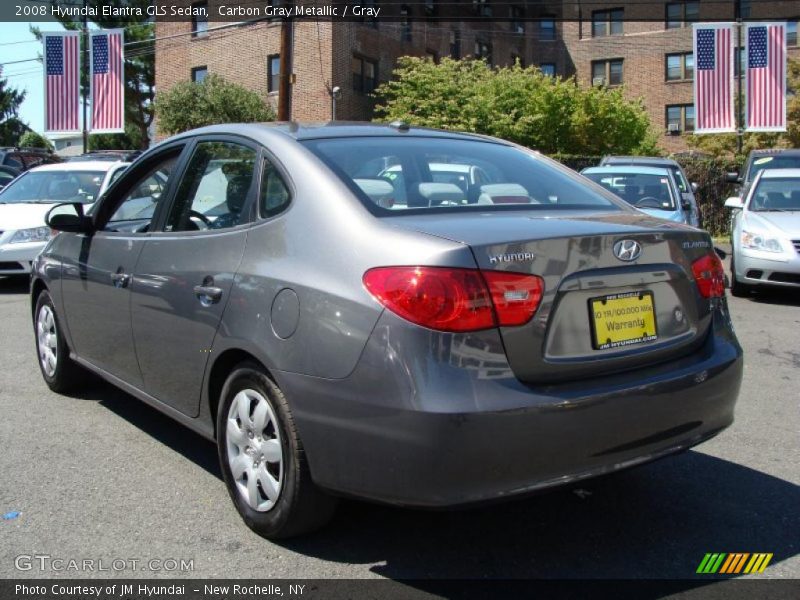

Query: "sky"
<box><xmin>0</xmin><ymin>20</ymin><xmax>65</xmax><ymax>134</ymax></box>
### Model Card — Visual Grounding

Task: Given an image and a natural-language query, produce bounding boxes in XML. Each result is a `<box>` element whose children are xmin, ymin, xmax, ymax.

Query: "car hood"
<box><xmin>0</xmin><ymin>202</ymin><xmax>56</xmax><ymax>231</ymax></box>
<box><xmin>745</xmin><ymin>211</ymin><xmax>800</xmax><ymax>238</ymax></box>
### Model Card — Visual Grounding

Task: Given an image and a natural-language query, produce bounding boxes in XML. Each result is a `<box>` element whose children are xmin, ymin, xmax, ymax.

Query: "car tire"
<box><xmin>729</xmin><ymin>252</ymin><xmax>751</xmax><ymax>298</ymax></box>
<box><xmin>216</xmin><ymin>362</ymin><xmax>337</xmax><ymax>539</ymax></box>
<box><xmin>34</xmin><ymin>290</ymin><xmax>85</xmax><ymax>393</ymax></box>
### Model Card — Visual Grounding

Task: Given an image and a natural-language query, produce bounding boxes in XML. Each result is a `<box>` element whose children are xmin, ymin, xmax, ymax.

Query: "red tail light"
<box><xmin>691</xmin><ymin>253</ymin><xmax>725</xmax><ymax>298</ymax></box>
<box><xmin>363</xmin><ymin>266</ymin><xmax>544</xmax><ymax>332</ymax></box>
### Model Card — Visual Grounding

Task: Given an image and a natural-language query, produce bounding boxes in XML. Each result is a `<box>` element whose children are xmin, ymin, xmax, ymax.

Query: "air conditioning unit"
<box><xmin>592</xmin><ymin>76</ymin><xmax>606</xmax><ymax>86</ymax></box>
<box><xmin>667</xmin><ymin>123</ymin><xmax>682</xmax><ymax>135</ymax></box>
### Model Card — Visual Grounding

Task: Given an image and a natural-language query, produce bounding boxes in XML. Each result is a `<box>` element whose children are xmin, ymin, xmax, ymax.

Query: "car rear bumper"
<box><xmin>277</xmin><ymin>305</ymin><xmax>743</xmax><ymax>507</ymax></box>
<box><xmin>736</xmin><ymin>249</ymin><xmax>800</xmax><ymax>287</ymax></box>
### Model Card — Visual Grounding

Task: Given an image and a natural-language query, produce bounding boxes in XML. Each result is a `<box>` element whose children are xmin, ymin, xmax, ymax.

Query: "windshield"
<box><xmin>582</xmin><ymin>172</ymin><xmax>676</xmax><ymax>211</ymax></box>
<box><xmin>302</xmin><ymin>137</ymin><xmax>622</xmax><ymax>214</ymax></box>
<box><xmin>747</xmin><ymin>155</ymin><xmax>800</xmax><ymax>182</ymax></box>
<box><xmin>0</xmin><ymin>170</ymin><xmax>105</xmax><ymax>204</ymax></box>
<box><xmin>749</xmin><ymin>177</ymin><xmax>800</xmax><ymax>212</ymax></box>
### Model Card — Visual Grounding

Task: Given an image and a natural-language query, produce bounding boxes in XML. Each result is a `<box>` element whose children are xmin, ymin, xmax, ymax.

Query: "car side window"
<box><xmin>165</xmin><ymin>141</ymin><xmax>257</xmax><ymax>232</ymax></box>
<box><xmin>260</xmin><ymin>158</ymin><xmax>291</xmax><ymax>218</ymax></box>
<box><xmin>103</xmin><ymin>155</ymin><xmax>179</xmax><ymax>232</ymax></box>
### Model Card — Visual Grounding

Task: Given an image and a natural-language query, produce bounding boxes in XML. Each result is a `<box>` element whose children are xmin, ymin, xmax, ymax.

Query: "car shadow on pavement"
<box><xmin>744</xmin><ymin>288</ymin><xmax>800</xmax><ymax>307</ymax></box>
<box><xmin>0</xmin><ymin>275</ymin><xmax>29</xmax><ymax>295</ymax></box>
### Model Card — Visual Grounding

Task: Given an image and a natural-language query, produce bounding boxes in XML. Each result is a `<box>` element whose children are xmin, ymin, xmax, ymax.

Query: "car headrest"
<box><xmin>418</xmin><ymin>182</ymin><xmax>464</xmax><ymax>206</ymax></box>
<box><xmin>643</xmin><ymin>184</ymin><xmax>665</xmax><ymax>200</ymax></box>
<box><xmin>477</xmin><ymin>183</ymin><xmax>531</xmax><ymax>205</ymax></box>
<box><xmin>48</xmin><ymin>179</ymin><xmax>80</xmax><ymax>199</ymax></box>
<box><xmin>226</xmin><ymin>173</ymin><xmax>252</xmax><ymax>213</ymax></box>
<box><xmin>766</xmin><ymin>192</ymin><xmax>796</xmax><ymax>210</ymax></box>
<box><xmin>354</xmin><ymin>178</ymin><xmax>395</xmax><ymax>208</ymax></box>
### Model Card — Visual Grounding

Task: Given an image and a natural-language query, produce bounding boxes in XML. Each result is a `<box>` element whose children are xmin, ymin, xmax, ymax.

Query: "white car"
<box><xmin>725</xmin><ymin>168</ymin><xmax>800</xmax><ymax>296</ymax></box>
<box><xmin>0</xmin><ymin>161</ymin><xmax>128</xmax><ymax>275</ymax></box>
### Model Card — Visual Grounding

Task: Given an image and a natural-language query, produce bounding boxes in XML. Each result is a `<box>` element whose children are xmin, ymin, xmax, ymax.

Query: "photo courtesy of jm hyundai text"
<box><xmin>30</xmin><ymin>122</ymin><xmax>743</xmax><ymax>539</ymax></box>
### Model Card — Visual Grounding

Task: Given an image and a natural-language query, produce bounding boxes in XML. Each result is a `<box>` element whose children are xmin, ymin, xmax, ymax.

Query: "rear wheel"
<box><xmin>34</xmin><ymin>290</ymin><xmax>85</xmax><ymax>393</ymax></box>
<box><xmin>216</xmin><ymin>362</ymin><xmax>337</xmax><ymax>539</ymax></box>
<box><xmin>729</xmin><ymin>252</ymin><xmax>751</xmax><ymax>298</ymax></box>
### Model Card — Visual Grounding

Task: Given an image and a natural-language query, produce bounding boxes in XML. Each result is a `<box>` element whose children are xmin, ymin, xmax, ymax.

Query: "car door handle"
<box><xmin>194</xmin><ymin>284</ymin><xmax>223</xmax><ymax>305</ymax></box>
<box><xmin>110</xmin><ymin>272</ymin><xmax>131</xmax><ymax>288</ymax></box>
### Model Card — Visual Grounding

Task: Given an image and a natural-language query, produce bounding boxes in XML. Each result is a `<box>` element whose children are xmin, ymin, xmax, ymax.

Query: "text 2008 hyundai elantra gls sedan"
<box><xmin>31</xmin><ymin>123</ymin><xmax>742</xmax><ymax>538</ymax></box>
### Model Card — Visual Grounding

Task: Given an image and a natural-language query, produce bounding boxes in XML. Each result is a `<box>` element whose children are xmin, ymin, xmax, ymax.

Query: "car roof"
<box><xmin>758</xmin><ymin>168</ymin><xmax>800</xmax><ymax>178</ymax></box>
<box><xmin>583</xmin><ymin>166</ymin><xmax>672</xmax><ymax>176</ymax></box>
<box><xmin>749</xmin><ymin>148</ymin><xmax>800</xmax><ymax>157</ymax></box>
<box><xmin>602</xmin><ymin>156</ymin><xmax>680</xmax><ymax>168</ymax></box>
<box><xmin>26</xmin><ymin>161</ymin><xmax>124</xmax><ymax>173</ymax></box>
<box><xmin>165</xmin><ymin>121</ymin><xmax>507</xmax><ymax>145</ymax></box>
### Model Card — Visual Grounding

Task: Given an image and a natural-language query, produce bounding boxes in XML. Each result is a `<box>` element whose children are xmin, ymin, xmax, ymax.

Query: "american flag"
<box><xmin>90</xmin><ymin>30</ymin><xmax>125</xmax><ymax>133</ymax></box>
<box><xmin>693</xmin><ymin>24</ymin><xmax>735</xmax><ymax>133</ymax></box>
<box><xmin>44</xmin><ymin>33</ymin><xmax>80</xmax><ymax>133</ymax></box>
<box><xmin>746</xmin><ymin>23</ymin><xmax>787</xmax><ymax>132</ymax></box>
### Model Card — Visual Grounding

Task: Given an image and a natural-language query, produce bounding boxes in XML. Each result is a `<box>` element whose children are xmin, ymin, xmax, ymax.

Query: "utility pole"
<box><xmin>735</xmin><ymin>2</ymin><xmax>744</xmax><ymax>155</ymax></box>
<box><xmin>277</xmin><ymin>6</ymin><xmax>293</xmax><ymax>121</ymax></box>
<box><xmin>81</xmin><ymin>0</ymin><xmax>89</xmax><ymax>152</ymax></box>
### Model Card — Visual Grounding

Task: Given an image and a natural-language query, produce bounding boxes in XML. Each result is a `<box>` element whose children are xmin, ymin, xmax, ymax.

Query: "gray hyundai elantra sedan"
<box><xmin>31</xmin><ymin>123</ymin><xmax>743</xmax><ymax>538</ymax></box>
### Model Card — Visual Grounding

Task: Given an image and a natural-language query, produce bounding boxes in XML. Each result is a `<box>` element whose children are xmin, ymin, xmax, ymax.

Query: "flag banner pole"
<box><xmin>89</xmin><ymin>28</ymin><xmax>126</xmax><ymax>134</ymax></box>
<box><xmin>42</xmin><ymin>31</ymin><xmax>81</xmax><ymax>135</ymax></box>
<box><xmin>744</xmin><ymin>21</ymin><xmax>788</xmax><ymax>133</ymax></box>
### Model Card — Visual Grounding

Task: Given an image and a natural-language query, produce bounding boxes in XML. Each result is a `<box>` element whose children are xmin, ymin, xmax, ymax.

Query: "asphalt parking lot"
<box><xmin>0</xmin><ymin>248</ymin><xmax>798</xmax><ymax>581</ymax></box>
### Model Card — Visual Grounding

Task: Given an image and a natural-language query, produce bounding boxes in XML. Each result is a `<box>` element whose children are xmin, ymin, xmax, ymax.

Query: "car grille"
<box><xmin>792</xmin><ymin>240</ymin><xmax>800</xmax><ymax>253</ymax></box>
<box><xmin>768</xmin><ymin>272</ymin><xmax>800</xmax><ymax>285</ymax></box>
<box><xmin>0</xmin><ymin>261</ymin><xmax>24</xmax><ymax>271</ymax></box>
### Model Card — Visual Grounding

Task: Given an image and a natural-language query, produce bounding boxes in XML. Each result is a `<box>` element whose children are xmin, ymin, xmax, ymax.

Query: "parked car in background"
<box><xmin>581</xmin><ymin>166</ymin><xmax>694</xmax><ymax>226</ymax></box>
<box><xmin>0</xmin><ymin>161</ymin><xmax>128</xmax><ymax>275</ymax></box>
<box><xmin>726</xmin><ymin>149</ymin><xmax>800</xmax><ymax>201</ymax></box>
<box><xmin>599</xmin><ymin>156</ymin><xmax>700</xmax><ymax>227</ymax></box>
<box><xmin>33</xmin><ymin>123</ymin><xmax>741</xmax><ymax>539</ymax></box>
<box><xmin>725</xmin><ymin>168</ymin><xmax>800</xmax><ymax>296</ymax></box>
<box><xmin>0</xmin><ymin>146</ymin><xmax>62</xmax><ymax>172</ymax></box>
<box><xmin>0</xmin><ymin>165</ymin><xmax>20</xmax><ymax>190</ymax></box>
<box><xmin>68</xmin><ymin>150</ymin><xmax>143</xmax><ymax>163</ymax></box>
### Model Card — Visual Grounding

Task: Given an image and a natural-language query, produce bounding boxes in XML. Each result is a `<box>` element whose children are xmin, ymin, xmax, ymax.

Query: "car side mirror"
<box><xmin>681</xmin><ymin>200</ymin><xmax>692</xmax><ymax>211</ymax></box>
<box><xmin>690</xmin><ymin>182</ymin><xmax>698</xmax><ymax>193</ymax></box>
<box><xmin>725</xmin><ymin>172</ymin><xmax>741</xmax><ymax>184</ymax></box>
<box><xmin>724</xmin><ymin>196</ymin><xmax>744</xmax><ymax>209</ymax></box>
<box><xmin>45</xmin><ymin>202</ymin><xmax>94</xmax><ymax>234</ymax></box>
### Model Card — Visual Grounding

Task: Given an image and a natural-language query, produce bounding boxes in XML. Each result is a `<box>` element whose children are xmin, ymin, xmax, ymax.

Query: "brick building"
<box><xmin>155</xmin><ymin>1</ymin><xmax>800</xmax><ymax>152</ymax></box>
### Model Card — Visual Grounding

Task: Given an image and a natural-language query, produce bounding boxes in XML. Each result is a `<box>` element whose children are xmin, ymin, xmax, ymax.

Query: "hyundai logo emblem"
<box><xmin>613</xmin><ymin>239</ymin><xmax>642</xmax><ymax>262</ymax></box>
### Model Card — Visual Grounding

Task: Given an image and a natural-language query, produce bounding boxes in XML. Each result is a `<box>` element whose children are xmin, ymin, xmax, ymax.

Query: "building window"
<box><xmin>511</xmin><ymin>6</ymin><xmax>524</xmax><ymax>34</ymax></box>
<box><xmin>540</xmin><ymin>63</ymin><xmax>556</xmax><ymax>77</ymax></box>
<box><xmin>666</xmin><ymin>104</ymin><xmax>695</xmax><ymax>133</ymax></box>
<box><xmin>191</xmin><ymin>66</ymin><xmax>208</xmax><ymax>83</ymax></box>
<box><xmin>450</xmin><ymin>30</ymin><xmax>461</xmax><ymax>59</ymax></box>
<box><xmin>666</xmin><ymin>2</ymin><xmax>699</xmax><ymax>29</ymax></box>
<box><xmin>788</xmin><ymin>21</ymin><xmax>798</xmax><ymax>46</ymax></box>
<box><xmin>592</xmin><ymin>59</ymin><xmax>623</xmax><ymax>86</ymax></box>
<box><xmin>191</xmin><ymin>2</ymin><xmax>208</xmax><ymax>38</ymax></box>
<box><xmin>352</xmin><ymin>55</ymin><xmax>377</xmax><ymax>94</ymax></box>
<box><xmin>474</xmin><ymin>0</ymin><xmax>492</xmax><ymax>17</ymax></box>
<box><xmin>268</xmin><ymin>55</ymin><xmax>280</xmax><ymax>93</ymax></box>
<box><xmin>592</xmin><ymin>9</ymin><xmax>623</xmax><ymax>37</ymax></box>
<box><xmin>400</xmin><ymin>5</ymin><xmax>412</xmax><ymax>42</ymax></box>
<box><xmin>540</xmin><ymin>18</ymin><xmax>556</xmax><ymax>41</ymax></box>
<box><xmin>475</xmin><ymin>40</ymin><xmax>493</xmax><ymax>65</ymax></box>
<box><xmin>424</xmin><ymin>0</ymin><xmax>436</xmax><ymax>19</ymax></box>
<box><xmin>666</xmin><ymin>52</ymin><xmax>694</xmax><ymax>81</ymax></box>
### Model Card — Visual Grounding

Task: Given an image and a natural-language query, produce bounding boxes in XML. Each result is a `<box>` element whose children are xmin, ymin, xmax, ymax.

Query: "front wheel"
<box><xmin>216</xmin><ymin>363</ymin><xmax>337</xmax><ymax>539</ymax></box>
<box><xmin>34</xmin><ymin>290</ymin><xmax>85</xmax><ymax>393</ymax></box>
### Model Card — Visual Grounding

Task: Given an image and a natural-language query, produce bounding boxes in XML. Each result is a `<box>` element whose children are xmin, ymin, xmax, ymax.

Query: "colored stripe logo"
<box><xmin>697</xmin><ymin>553</ymin><xmax>773</xmax><ymax>574</ymax></box>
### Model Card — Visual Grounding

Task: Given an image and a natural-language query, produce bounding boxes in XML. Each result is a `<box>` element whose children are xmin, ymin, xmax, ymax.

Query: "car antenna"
<box><xmin>389</xmin><ymin>120</ymin><xmax>410</xmax><ymax>132</ymax></box>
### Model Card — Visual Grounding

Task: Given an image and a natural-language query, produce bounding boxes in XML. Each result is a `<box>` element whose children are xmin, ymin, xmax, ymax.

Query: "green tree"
<box><xmin>0</xmin><ymin>76</ymin><xmax>27</xmax><ymax>146</ymax></box>
<box><xmin>155</xmin><ymin>74</ymin><xmax>275</xmax><ymax>136</ymax></box>
<box><xmin>33</xmin><ymin>0</ymin><xmax>155</xmax><ymax>149</ymax></box>
<box><xmin>18</xmin><ymin>131</ymin><xmax>53</xmax><ymax>150</ymax></box>
<box><xmin>374</xmin><ymin>57</ymin><xmax>658</xmax><ymax>155</ymax></box>
<box><xmin>686</xmin><ymin>58</ymin><xmax>800</xmax><ymax>158</ymax></box>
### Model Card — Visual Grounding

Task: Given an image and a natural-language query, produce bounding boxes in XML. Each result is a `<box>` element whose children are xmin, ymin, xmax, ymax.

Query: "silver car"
<box><xmin>32</xmin><ymin>123</ymin><xmax>742</xmax><ymax>538</ymax></box>
<box><xmin>725</xmin><ymin>168</ymin><xmax>800</xmax><ymax>296</ymax></box>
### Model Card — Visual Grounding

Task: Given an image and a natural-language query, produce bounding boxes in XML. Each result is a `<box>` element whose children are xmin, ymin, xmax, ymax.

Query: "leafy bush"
<box><xmin>18</xmin><ymin>131</ymin><xmax>53</xmax><ymax>151</ymax></box>
<box><xmin>374</xmin><ymin>57</ymin><xmax>658</xmax><ymax>156</ymax></box>
<box><xmin>155</xmin><ymin>74</ymin><xmax>274</xmax><ymax>136</ymax></box>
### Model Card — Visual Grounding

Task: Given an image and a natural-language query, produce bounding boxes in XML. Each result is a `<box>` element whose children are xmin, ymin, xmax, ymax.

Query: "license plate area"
<box><xmin>589</xmin><ymin>291</ymin><xmax>658</xmax><ymax>350</ymax></box>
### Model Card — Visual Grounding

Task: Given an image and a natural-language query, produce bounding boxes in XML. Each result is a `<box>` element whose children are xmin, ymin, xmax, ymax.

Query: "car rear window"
<box><xmin>747</xmin><ymin>155</ymin><xmax>800</xmax><ymax>181</ymax></box>
<box><xmin>302</xmin><ymin>137</ymin><xmax>622</xmax><ymax>214</ymax></box>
